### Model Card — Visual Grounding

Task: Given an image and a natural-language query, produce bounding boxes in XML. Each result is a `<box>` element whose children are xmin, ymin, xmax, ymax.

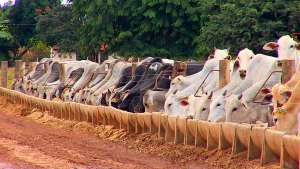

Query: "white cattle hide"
<box><xmin>263</xmin><ymin>35</ymin><xmax>300</xmax><ymax>70</ymax></box>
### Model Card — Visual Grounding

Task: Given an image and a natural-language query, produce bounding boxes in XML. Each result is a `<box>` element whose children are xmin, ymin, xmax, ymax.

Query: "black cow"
<box><xmin>101</xmin><ymin>65</ymin><xmax>133</xmax><ymax>106</ymax></box>
<box><xmin>153</xmin><ymin>64</ymin><xmax>173</xmax><ymax>91</ymax></box>
<box><xmin>109</xmin><ymin>58</ymin><xmax>157</xmax><ymax>108</ymax></box>
<box><xmin>118</xmin><ymin>58</ymin><xmax>165</xmax><ymax>112</ymax></box>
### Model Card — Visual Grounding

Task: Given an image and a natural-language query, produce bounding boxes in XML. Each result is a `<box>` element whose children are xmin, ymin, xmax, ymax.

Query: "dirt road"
<box><xmin>0</xmin><ymin>107</ymin><xmax>186</xmax><ymax>168</ymax></box>
<box><xmin>0</xmin><ymin>97</ymin><xmax>279</xmax><ymax>169</ymax></box>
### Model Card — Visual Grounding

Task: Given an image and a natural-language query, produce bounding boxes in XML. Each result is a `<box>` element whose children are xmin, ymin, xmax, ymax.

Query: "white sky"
<box><xmin>0</xmin><ymin>0</ymin><xmax>69</xmax><ymax>6</ymax></box>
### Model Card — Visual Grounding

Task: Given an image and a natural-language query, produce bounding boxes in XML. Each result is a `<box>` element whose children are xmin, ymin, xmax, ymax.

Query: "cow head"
<box><xmin>164</xmin><ymin>95</ymin><xmax>189</xmax><ymax>117</ymax></box>
<box><xmin>272</xmin><ymin>106</ymin><xmax>298</xmax><ymax>133</ymax></box>
<box><xmin>263</xmin><ymin>35</ymin><xmax>300</xmax><ymax>60</ymax></box>
<box><xmin>233</xmin><ymin>48</ymin><xmax>255</xmax><ymax>79</ymax></box>
<box><xmin>166</xmin><ymin>75</ymin><xmax>184</xmax><ymax>97</ymax></box>
<box><xmin>260</xmin><ymin>88</ymin><xmax>273</xmax><ymax>104</ymax></box>
<box><xmin>224</xmin><ymin>94</ymin><xmax>250</xmax><ymax>123</ymax></box>
<box><xmin>188</xmin><ymin>91</ymin><xmax>212</xmax><ymax>120</ymax></box>
<box><xmin>267</xmin><ymin>84</ymin><xmax>292</xmax><ymax>116</ymax></box>
<box><xmin>143</xmin><ymin>90</ymin><xmax>166</xmax><ymax>113</ymax></box>
<box><xmin>208</xmin><ymin>90</ymin><xmax>228</xmax><ymax>122</ymax></box>
<box><xmin>209</xmin><ymin>48</ymin><xmax>231</xmax><ymax>60</ymax></box>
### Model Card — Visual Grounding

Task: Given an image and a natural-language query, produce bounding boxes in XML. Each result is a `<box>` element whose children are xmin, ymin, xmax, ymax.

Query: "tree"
<box><xmin>36</xmin><ymin>5</ymin><xmax>78</xmax><ymax>53</ymax></box>
<box><xmin>8</xmin><ymin>0</ymin><xmax>61</xmax><ymax>47</ymax></box>
<box><xmin>72</xmin><ymin>0</ymin><xmax>117</xmax><ymax>60</ymax></box>
<box><xmin>0</xmin><ymin>3</ymin><xmax>15</xmax><ymax>61</ymax></box>
<box><xmin>72</xmin><ymin>0</ymin><xmax>203</xmax><ymax>59</ymax></box>
<box><xmin>195</xmin><ymin>0</ymin><xmax>300</xmax><ymax>56</ymax></box>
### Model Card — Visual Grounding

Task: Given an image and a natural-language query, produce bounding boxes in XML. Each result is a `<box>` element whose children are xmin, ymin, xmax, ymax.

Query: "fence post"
<box><xmin>28</xmin><ymin>62</ymin><xmax>37</xmax><ymax>74</ymax></box>
<box><xmin>131</xmin><ymin>62</ymin><xmax>137</xmax><ymax>80</ymax></box>
<box><xmin>279</xmin><ymin>60</ymin><xmax>295</xmax><ymax>83</ymax></box>
<box><xmin>172</xmin><ymin>61</ymin><xmax>187</xmax><ymax>78</ymax></box>
<box><xmin>15</xmin><ymin>60</ymin><xmax>25</xmax><ymax>79</ymax></box>
<box><xmin>59</xmin><ymin>63</ymin><xmax>66</xmax><ymax>83</ymax></box>
<box><xmin>219</xmin><ymin>59</ymin><xmax>231</xmax><ymax>88</ymax></box>
<box><xmin>44</xmin><ymin>62</ymin><xmax>49</xmax><ymax>73</ymax></box>
<box><xmin>1</xmin><ymin>61</ymin><xmax>8</xmax><ymax>88</ymax></box>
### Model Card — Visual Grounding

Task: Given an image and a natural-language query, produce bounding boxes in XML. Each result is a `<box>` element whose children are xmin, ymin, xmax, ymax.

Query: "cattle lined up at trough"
<box><xmin>10</xmin><ymin>34</ymin><xmax>300</xmax><ymax>136</ymax></box>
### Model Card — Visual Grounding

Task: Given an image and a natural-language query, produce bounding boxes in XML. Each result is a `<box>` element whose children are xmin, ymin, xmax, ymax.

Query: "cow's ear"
<box><xmin>222</xmin><ymin>90</ymin><xmax>227</xmax><ymax>97</ymax></box>
<box><xmin>107</xmin><ymin>88</ymin><xmax>112</xmax><ymax>95</ymax></box>
<box><xmin>292</xmin><ymin>33</ymin><xmax>300</xmax><ymax>42</ymax></box>
<box><xmin>263</xmin><ymin>42</ymin><xmax>278</xmax><ymax>51</ymax></box>
<box><xmin>238</xmin><ymin>94</ymin><xmax>243</xmax><ymax>100</ymax></box>
<box><xmin>281</xmin><ymin>91</ymin><xmax>292</xmax><ymax>102</ymax></box>
<box><xmin>261</xmin><ymin>88</ymin><xmax>272</xmax><ymax>94</ymax></box>
<box><xmin>262</xmin><ymin>93</ymin><xmax>273</xmax><ymax>103</ymax></box>
<box><xmin>233</xmin><ymin>60</ymin><xmax>240</xmax><ymax>71</ymax></box>
<box><xmin>241</xmin><ymin>102</ymin><xmax>248</xmax><ymax>110</ymax></box>
<box><xmin>208</xmin><ymin>54</ymin><xmax>214</xmax><ymax>59</ymax></box>
<box><xmin>208</xmin><ymin>91</ymin><xmax>213</xmax><ymax>99</ymax></box>
<box><xmin>296</xmin><ymin>43</ymin><xmax>300</xmax><ymax>50</ymax></box>
<box><xmin>177</xmin><ymin>76</ymin><xmax>182</xmax><ymax>82</ymax></box>
<box><xmin>180</xmin><ymin>98</ymin><xmax>189</xmax><ymax>107</ymax></box>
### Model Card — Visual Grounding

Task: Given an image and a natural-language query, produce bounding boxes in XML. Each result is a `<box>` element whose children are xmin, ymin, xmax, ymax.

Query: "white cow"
<box><xmin>224</xmin><ymin>81</ymin><xmax>274</xmax><ymax>124</ymax></box>
<box><xmin>223</xmin><ymin>54</ymin><xmax>281</xmax><ymax>124</ymax></box>
<box><xmin>187</xmin><ymin>90</ymin><xmax>212</xmax><ymax>120</ymax></box>
<box><xmin>62</xmin><ymin>61</ymin><xmax>99</xmax><ymax>101</ymax></box>
<box><xmin>165</xmin><ymin>49</ymin><xmax>230</xmax><ymax>98</ymax></box>
<box><xmin>45</xmin><ymin>60</ymin><xmax>89</xmax><ymax>100</ymax></box>
<box><xmin>85</xmin><ymin>59</ymin><xmax>119</xmax><ymax>104</ymax></box>
<box><xmin>190</xmin><ymin>48</ymin><xmax>255</xmax><ymax>120</ymax></box>
<box><xmin>263</xmin><ymin>35</ymin><xmax>300</xmax><ymax>69</ymax></box>
<box><xmin>164</xmin><ymin>49</ymin><xmax>230</xmax><ymax>117</ymax></box>
<box><xmin>89</xmin><ymin>61</ymin><xmax>130</xmax><ymax>105</ymax></box>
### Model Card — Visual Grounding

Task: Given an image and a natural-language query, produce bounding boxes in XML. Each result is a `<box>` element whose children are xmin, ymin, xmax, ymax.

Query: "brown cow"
<box><xmin>272</xmin><ymin>80</ymin><xmax>300</xmax><ymax>133</ymax></box>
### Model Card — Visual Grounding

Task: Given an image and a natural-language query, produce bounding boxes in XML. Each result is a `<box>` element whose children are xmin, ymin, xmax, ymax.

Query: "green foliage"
<box><xmin>8</xmin><ymin>0</ymin><xmax>61</xmax><ymax>46</ymax></box>
<box><xmin>72</xmin><ymin>0</ymin><xmax>203</xmax><ymax>59</ymax></box>
<box><xmin>25</xmin><ymin>38</ymin><xmax>50</xmax><ymax>61</ymax></box>
<box><xmin>36</xmin><ymin>5</ymin><xmax>78</xmax><ymax>53</ymax></box>
<box><xmin>196</xmin><ymin>0</ymin><xmax>300</xmax><ymax>56</ymax></box>
<box><xmin>2</xmin><ymin>0</ymin><xmax>300</xmax><ymax>61</ymax></box>
<box><xmin>0</xmin><ymin>4</ymin><xmax>14</xmax><ymax>61</ymax></box>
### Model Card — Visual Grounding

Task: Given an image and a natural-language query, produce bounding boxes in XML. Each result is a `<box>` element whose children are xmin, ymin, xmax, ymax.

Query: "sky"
<box><xmin>0</xmin><ymin>0</ymin><xmax>69</xmax><ymax>6</ymax></box>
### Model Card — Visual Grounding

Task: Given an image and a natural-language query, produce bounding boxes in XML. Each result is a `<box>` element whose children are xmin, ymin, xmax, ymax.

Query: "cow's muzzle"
<box><xmin>239</xmin><ymin>70</ymin><xmax>246</xmax><ymax>79</ymax></box>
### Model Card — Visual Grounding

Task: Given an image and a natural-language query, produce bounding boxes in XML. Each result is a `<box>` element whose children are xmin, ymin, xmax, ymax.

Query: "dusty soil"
<box><xmin>0</xmin><ymin>97</ymin><xmax>280</xmax><ymax>169</ymax></box>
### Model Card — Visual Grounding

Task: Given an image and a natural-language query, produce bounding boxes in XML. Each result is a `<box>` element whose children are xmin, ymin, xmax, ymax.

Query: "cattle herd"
<box><xmin>12</xmin><ymin>35</ymin><xmax>300</xmax><ymax>135</ymax></box>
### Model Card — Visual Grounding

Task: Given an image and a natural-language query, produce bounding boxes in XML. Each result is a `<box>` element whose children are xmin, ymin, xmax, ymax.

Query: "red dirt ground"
<box><xmin>0</xmin><ymin>97</ymin><xmax>280</xmax><ymax>169</ymax></box>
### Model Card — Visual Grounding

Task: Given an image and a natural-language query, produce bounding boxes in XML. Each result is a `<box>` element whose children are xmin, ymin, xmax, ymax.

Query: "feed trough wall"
<box><xmin>0</xmin><ymin>87</ymin><xmax>299</xmax><ymax>169</ymax></box>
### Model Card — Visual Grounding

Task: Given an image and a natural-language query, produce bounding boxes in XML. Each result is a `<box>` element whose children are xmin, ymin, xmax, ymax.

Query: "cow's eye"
<box><xmin>290</xmin><ymin>45</ymin><xmax>294</xmax><ymax>48</ymax></box>
<box><xmin>232</xmin><ymin>107</ymin><xmax>237</xmax><ymax>112</ymax></box>
<box><xmin>250</xmin><ymin>56</ymin><xmax>253</xmax><ymax>59</ymax></box>
<box><xmin>216</xmin><ymin>103</ymin><xmax>221</xmax><ymax>107</ymax></box>
<box><xmin>202</xmin><ymin>108</ymin><xmax>206</xmax><ymax>111</ymax></box>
